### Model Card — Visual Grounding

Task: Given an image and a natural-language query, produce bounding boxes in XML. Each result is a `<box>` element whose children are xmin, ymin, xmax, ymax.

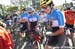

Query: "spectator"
<box><xmin>5</xmin><ymin>15</ymin><xmax>12</xmax><ymax>30</ymax></box>
<box><xmin>0</xmin><ymin>21</ymin><xmax>14</xmax><ymax>49</ymax></box>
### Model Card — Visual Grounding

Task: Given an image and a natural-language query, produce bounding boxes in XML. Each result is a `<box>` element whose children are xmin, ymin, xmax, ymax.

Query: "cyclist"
<box><xmin>19</xmin><ymin>8</ymin><xmax>29</xmax><ymax>37</ymax></box>
<box><xmin>27</xmin><ymin>7</ymin><xmax>40</xmax><ymax>33</ymax></box>
<box><xmin>27</xmin><ymin>7</ymin><xmax>40</xmax><ymax>48</ymax></box>
<box><xmin>64</xmin><ymin>7</ymin><xmax>75</xmax><ymax>46</ymax></box>
<box><xmin>40</xmin><ymin>0</ymin><xmax>65</xmax><ymax>48</ymax></box>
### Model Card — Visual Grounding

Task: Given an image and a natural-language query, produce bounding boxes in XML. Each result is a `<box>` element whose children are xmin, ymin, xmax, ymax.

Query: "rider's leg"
<box><xmin>57</xmin><ymin>34</ymin><xmax>66</xmax><ymax>47</ymax></box>
<box><xmin>70</xmin><ymin>32</ymin><xmax>74</xmax><ymax>39</ymax></box>
<box><xmin>66</xmin><ymin>24</ymin><xmax>74</xmax><ymax>46</ymax></box>
<box><xmin>70</xmin><ymin>32</ymin><xmax>74</xmax><ymax>46</ymax></box>
<box><xmin>44</xmin><ymin>36</ymin><xmax>58</xmax><ymax>49</ymax></box>
<box><xmin>70</xmin><ymin>26</ymin><xmax>74</xmax><ymax>46</ymax></box>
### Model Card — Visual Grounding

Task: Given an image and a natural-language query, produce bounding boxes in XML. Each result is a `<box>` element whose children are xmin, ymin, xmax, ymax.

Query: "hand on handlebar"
<box><xmin>46</xmin><ymin>31</ymin><xmax>55</xmax><ymax>36</ymax></box>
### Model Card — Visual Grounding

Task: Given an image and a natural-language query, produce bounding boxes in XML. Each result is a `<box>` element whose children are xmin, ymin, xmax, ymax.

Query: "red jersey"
<box><xmin>64</xmin><ymin>10</ymin><xmax>75</xmax><ymax>25</ymax></box>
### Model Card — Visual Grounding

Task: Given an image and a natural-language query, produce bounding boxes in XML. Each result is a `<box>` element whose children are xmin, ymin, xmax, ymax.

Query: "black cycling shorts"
<box><xmin>20</xmin><ymin>22</ymin><xmax>28</xmax><ymax>33</ymax></box>
<box><xmin>66</xmin><ymin>24</ymin><xmax>74</xmax><ymax>33</ymax></box>
<box><xmin>30</xmin><ymin>21</ymin><xmax>37</xmax><ymax>32</ymax></box>
<box><xmin>47</xmin><ymin>27</ymin><xmax>65</xmax><ymax>47</ymax></box>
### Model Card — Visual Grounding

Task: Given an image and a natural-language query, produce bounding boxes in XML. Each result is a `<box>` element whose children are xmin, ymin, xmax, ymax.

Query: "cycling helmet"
<box><xmin>40</xmin><ymin>0</ymin><xmax>54</xmax><ymax>7</ymax></box>
<box><xmin>27</xmin><ymin>7</ymin><xmax>35</xmax><ymax>12</ymax></box>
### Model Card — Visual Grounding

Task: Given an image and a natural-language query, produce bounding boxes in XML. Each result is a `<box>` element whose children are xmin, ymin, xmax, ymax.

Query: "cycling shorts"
<box><xmin>47</xmin><ymin>27</ymin><xmax>65</xmax><ymax>46</ymax></box>
<box><xmin>20</xmin><ymin>22</ymin><xmax>28</xmax><ymax>33</ymax></box>
<box><xmin>30</xmin><ymin>21</ymin><xmax>37</xmax><ymax>32</ymax></box>
<box><xmin>66</xmin><ymin>24</ymin><xmax>74</xmax><ymax>33</ymax></box>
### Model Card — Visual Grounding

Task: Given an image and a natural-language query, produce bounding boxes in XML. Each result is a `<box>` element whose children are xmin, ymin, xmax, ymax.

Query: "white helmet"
<box><xmin>27</xmin><ymin>7</ymin><xmax>35</xmax><ymax>12</ymax></box>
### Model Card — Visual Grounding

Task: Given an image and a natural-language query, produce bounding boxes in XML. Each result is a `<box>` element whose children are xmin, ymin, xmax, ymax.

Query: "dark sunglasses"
<box><xmin>42</xmin><ymin>5</ymin><xmax>51</xmax><ymax>9</ymax></box>
<box><xmin>42</xmin><ymin>6</ymin><xmax>48</xmax><ymax>9</ymax></box>
<box><xmin>28</xmin><ymin>12</ymin><xmax>32</xmax><ymax>14</ymax></box>
<box><xmin>28</xmin><ymin>11</ymin><xmax>34</xmax><ymax>14</ymax></box>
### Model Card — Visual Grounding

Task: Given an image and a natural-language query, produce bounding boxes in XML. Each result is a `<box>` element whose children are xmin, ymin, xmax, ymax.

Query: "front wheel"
<box><xmin>37</xmin><ymin>41</ymin><xmax>44</xmax><ymax>49</ymax></box>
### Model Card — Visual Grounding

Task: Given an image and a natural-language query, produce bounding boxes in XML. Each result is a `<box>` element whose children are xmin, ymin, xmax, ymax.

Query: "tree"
<box><xmin>55</xmin><ymin>5</ymin><xmax>63</xmax><ymax>11</ymax></box>
<box><xmin>0</xmin><ymin>4</ymin><xmax>7</xmax><ymax>16</ymax></box>
<box><xmin>7</xmin><ymin>6</ymin><xmax>18</xmax><ymax>12</ymax></box>
<box><xmin>11</xmin><ymin>0</ymin><xmax>32</xmax><ymax>9</ymax></box>
<box><xmin>32</xmin><ymin>0</ymin><xmax>40</xmax><ymax>8</ymax></box>
<box><xmin>6</xmin><ymin>6</ymin><xmax>18</xmax><ymax>15</ymax></box>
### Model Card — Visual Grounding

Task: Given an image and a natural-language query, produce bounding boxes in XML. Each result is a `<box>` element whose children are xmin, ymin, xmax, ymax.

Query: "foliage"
<box><xmin>11</xmin><ymin>0</ymin><xmax>31</xmax><ymax>9</ymax></box>
<box><xmin>7</xmin><ymin>6</ymin><xmax>18</xmax><ymax>12</ymax></box>
<box><xmin>55</xmin><ymin>5</ymin><xmax>63</xmax><ymax>11</ymax></box>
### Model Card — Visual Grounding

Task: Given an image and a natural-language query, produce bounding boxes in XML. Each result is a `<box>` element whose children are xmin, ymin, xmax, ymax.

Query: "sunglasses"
<box><xmin>28</xmin><ymin>12</ymin><xmax>32</xmax><ymax>13</ymax></box>
<box><xmin>42</xmin><ymin>6</ymin><xmax>48</xmax><ymax>9</ymax></box>
<box><xmin>28</xmin><ymin>11</ymin><xmax>34</xmax><ymax>14</ymax></box>
<box><xmin>42</xmin><ymin>6</ymin><xmax>51</xmax><ymax>9</ymax></box>
<box><xmin>28</xmin><ymin>12</ymin><xmax>33</xmax><ymax>14</ymax></box>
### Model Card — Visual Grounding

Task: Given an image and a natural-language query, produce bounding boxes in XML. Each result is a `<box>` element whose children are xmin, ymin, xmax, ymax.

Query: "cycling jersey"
<box><xmin>21</xmin><ymin>12</ymin><xmax>29</xmax><ymax>21</ymax></box>
<box><xmin>28</xmin><ymin>13</ymin><xmax>39</xmax><ymax>22</ymax></box>
<box><xmin>46</xmin><ymin>9</ymin><xmax>65</xmax><ymax>28</ymax></box>
<box><xmin>28</xmin><ymin>13</ymin><xmax>39</xmax><ymax>31</ymax></box>
<box><xmin>20</xmin><ymin>12</ymin><xmax>29</xmax><ymax>32</ymax></box>
<box><xmin>64</xmin><ymin>10</ymin><xmax>75</xmax><ymax>25</ymax></box>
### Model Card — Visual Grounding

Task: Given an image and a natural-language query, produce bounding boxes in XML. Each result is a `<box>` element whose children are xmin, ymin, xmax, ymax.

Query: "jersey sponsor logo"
<box><xmin>29</xmin><ymin>18</ymin><xmax>37</xmax><ymax>22</ymax></box>
<box><xmin>22</xmin><ymin>17</ymin><xmax>28</xmax><ymax>19</ymax></box>
<box><xmin>52</xmin><ymin>20</ymin><xmax>59</xmax><ymax>27</ymax></box>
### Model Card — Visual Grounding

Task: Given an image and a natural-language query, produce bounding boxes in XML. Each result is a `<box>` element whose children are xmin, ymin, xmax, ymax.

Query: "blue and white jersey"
<box><xmin>46</xmin><ymin>9</ymin><xmax>65</xmax><ymax>28</ymax></box>
<box><xmin>21</xmin><ymin>12</ymin><xmax>29</xmax><ymax>20</ymax></box>
<box><xmin>28</xmin><ymin>13</ymin><xmax>39</xmax><ymax>22</ymax></box>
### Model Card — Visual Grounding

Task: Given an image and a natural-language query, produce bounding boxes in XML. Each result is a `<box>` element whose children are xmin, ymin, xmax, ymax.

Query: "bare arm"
<box><xmin>51</xmin><ymin>28</ymin><xmax>64</xmax><ymax>36</ymax></box>
<box><xmin>27</xmin><ymin>22</ymin><xmax>30</xmax><ymax>31</ymax></box>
